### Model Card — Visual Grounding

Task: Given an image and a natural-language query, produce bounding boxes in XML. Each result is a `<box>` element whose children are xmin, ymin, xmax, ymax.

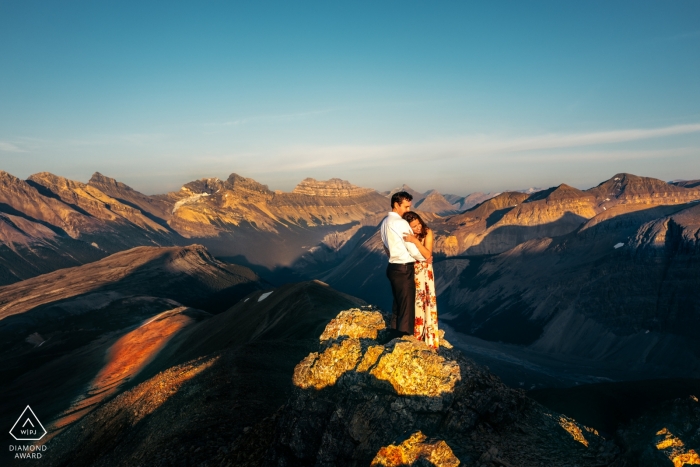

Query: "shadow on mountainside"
<box><xmin>440</xmin><ymin>202</ymin><xmax>700</xmax><ymax>382</ymax></box>
<box><xmin>464</xmin><ymin>212</ymin><xmax>589</xmax><ymax>255</ymax></box>
<box><xmin>530</xmin><ymin>378</ymin><xmax>700</xmax><ymax>436</ymax></box>
<box><xmin>32</xmin><ymin>304</ymin><xmax>622</xmax><ymax>467</ymax></box>
<box><xmin>0</xmin><ymin>246</ymin><xmax>265</xmax><ymax>449</ymax></box>
<box><xmin>24</xmin><ymin>181</ymin><xmax>96</xmax><ymax>218</ymax></box>
<box><xmin>25</xmin><ymin>282</ymin><xmax>366</xmax><ymax>467</ymax></box>
<box><xmin>0</xmin><ymin>202</ymin><xmax>72</xmax><ymax>236</ymax></box>
<box><xmin>195</xmin><ymin>222</ymin><xmax>362</xmax><ymax>277</ymax></box>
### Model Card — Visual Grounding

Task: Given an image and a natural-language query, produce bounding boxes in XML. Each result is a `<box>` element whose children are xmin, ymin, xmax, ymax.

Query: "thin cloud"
<box><xmin>657</xmin><ymin>30</ymin><xmax>700</xmax><ymax>42</ymax></box>
<box><xmin>252</xmin><ymin>122</ymin><xmax>700</xmax><ymax>173</ymax></box>
<box><xmin>67</xmin><ymin>133</ymin><xmax>168</xmax><ymax>147</ymax></box>
<box><xmin>208</xmin><ymin>109</ymin><xmax>335</xmax><ymax>127</ymax></box>
<box><xmin>0</xmin><ymin>141</ymin><xmax>27</xmax><ymax>153</ymax></box>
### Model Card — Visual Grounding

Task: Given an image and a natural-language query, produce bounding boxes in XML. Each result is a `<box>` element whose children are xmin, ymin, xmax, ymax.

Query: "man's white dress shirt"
<box><xmin>380</xmin><ymin>212</ymin><xmax>426</xmax><ymax>264</ymax></box>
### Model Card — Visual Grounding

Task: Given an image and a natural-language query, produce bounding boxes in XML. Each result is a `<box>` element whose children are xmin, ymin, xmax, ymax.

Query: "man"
<box><xmin>380</xmin><ymin>191</ymin><xmax>426</xmax><ymax>337</ymax></box>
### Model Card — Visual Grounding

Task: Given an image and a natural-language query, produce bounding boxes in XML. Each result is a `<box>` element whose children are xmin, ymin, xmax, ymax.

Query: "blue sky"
<box><xmin>1</xmin><ymin>1</ymin><xmax>699</xmax><ymax>195</ymax></box>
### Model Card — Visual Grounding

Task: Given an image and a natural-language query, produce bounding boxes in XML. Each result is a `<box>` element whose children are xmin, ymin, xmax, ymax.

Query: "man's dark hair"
<box><xmin>391</xmin><ymin>191</ymin><xmax>413</xmax><ymax>209</ymax></box>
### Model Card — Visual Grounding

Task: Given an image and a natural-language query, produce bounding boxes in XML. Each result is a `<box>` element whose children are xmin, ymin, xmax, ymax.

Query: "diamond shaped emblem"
<box><xmin>9</xmin><ymin>406</ymin><xmax>47</xmax><ymax>441</ymax></box>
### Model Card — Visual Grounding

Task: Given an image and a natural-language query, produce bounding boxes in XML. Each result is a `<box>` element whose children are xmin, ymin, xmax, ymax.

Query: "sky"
<box><xmin>1</xmin><ymin>1</ymin><xmax>699</xmax><ymax>195</ymax></box>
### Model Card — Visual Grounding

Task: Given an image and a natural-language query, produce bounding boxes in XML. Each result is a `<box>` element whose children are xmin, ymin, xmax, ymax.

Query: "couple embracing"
<box><xmin>380</xmin><ymin>191</ymin><xmax>439</xmax><ymax>349</ymax></box>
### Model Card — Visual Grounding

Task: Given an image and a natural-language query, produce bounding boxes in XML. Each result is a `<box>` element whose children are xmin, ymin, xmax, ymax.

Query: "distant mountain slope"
<box><xmin>0</xmin><ymin>170</ymin><xmax>391</xmax><ymax>284</ymax></box>
<box><xmin>385</xmin><ymin>184</ymin><xmax>426</xmax><ymax>203</ymax></box>
<box><xmin>444</xmin><ymin>191</ymin><xmax>499</xmax><ymax>211</ymax></box>
<box><xmin>157</xmin><ymin>174</ymin><xmax>390</xmax><ymax>272</ymax></box>
<box><xmin>671</xmin><ymin>179</ymin><xmax>700</xmax><ymax>189</ymax></box>
<box><xmin>0</xmin><ymin>171</ymin><xmax>182</xmax><ymax>285</ymax></box>
<box><xmin>162</xmin><ymin>173</ymin><xmax>388</xmax><ymax>237</ymax></box>
<box><xmin>414</xmin><ymin>190</ymin><xmax>458</xmax><ymax>214</ymax></box>
<box><xmin>0</xmin><ymin>245</ymin><xmax>265</xmax><ymax>448</ymax></box>
<box><xmin>88</xmin><ymin>172</ymin><xmax>173</xmax><ymax>222</ymax></box>
<box><xmin>440</xmin><ymin>200</ymin><xmax>700</xmax><ymax>377</ymax></box>
<box><xmin>432</xmin><ymin>173</ymin><xmax>700</xmax><ymax>257</ymax></box>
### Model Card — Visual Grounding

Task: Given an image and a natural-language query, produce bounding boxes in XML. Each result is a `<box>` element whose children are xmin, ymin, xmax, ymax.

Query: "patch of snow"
<box><xmin>604</xmin><ymin>198</ymin><xmax>610</xmax><ymax>201</ymax></box>
<box><xmin>614</xmin><ymin>177</ymin><xmax>620</xmax><ymax>181</ymax></box>
<box><xmin>258</xmin><ymin>291</ymin><xmax>273</xmax><ymax>302</ymax></box>
<box><xmin>614</xmin><ymin>242</ymin><xmax>625</xmax><ymax>249</ymax></box>
<box><xmin>645</xmin><ymin>330</ymin><xmax>650</xmax><ymax>334</ymax></box>
<box><xmin>603</xmin><ymin>206</ymin><xmax>607</xmax><ymax>210</ymax></box>
<box><xmin>91</xmin><ymin>242</ymin><xmax>99</xmax><ymax>248</ymax></box>
<box><xmin>172</xmin><ymin>193</ymin><xmax>210</xmax><ymax>214</ymax></box>
<box><xmin>244</xmin><ymin>298</ymin><xmax>249</xmax><ymax>302</ymax></box>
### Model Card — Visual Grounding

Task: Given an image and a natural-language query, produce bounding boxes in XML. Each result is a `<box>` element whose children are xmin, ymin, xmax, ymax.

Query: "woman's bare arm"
<box><xmin>404</xmin><ymin>229</ymin><xmax>433</xmax><ymax>260</ymax></box>
<box><xmin>424</xmin><ymin>228</ymin><xmax>434</xmax><ymax>256</ymax></box>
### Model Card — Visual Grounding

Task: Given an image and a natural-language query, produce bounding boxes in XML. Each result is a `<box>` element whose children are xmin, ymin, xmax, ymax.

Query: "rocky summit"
<box><xmin>292</xmin><ymin>178</ymin><xmax>376</xmax><ymax>197</ymax></box>
<box><xmin>265</xmin><ymin>309</ymin><xmax>617</xmax><ymax>466</ymax></box>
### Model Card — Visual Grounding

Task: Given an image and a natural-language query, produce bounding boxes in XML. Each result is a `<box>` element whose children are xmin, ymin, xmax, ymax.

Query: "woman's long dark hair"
<box><xmin>402</xmin><ymin>211</ymin><xmax>429</xmax><ymax>241</ymax></box>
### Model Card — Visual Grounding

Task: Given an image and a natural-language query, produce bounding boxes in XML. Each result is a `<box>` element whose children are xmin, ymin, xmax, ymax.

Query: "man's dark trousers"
<box><xmin>386</xmin><ymin>262</ymin><xmax>416</xmax><ymax>335</ymax></box>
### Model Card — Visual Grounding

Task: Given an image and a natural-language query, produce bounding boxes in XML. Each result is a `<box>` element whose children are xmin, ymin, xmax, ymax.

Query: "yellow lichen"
<box><xmin>673</xmin><ymin>450</ymin><xmax>700</xmax><ymax>467</ymax></box>
<box><xmin>371</xmin><ymin>431</ymin><xmax>460</xmax><ymax>467</ymax></box>
<box><xmin>370</xmin><ymin>338</ymin><xmax>460</xmax><ymax>396</ymax></box>
<box><xmin>558</xmin><ymin>416</ymin><xmax>589</xmax><ymax>447</ymax></box>
<box><xmin>357</xmin><ymin>345</ymin><xmax>384</xmax><ymax>372</ymax></box>
<box><xmin>292</xmin><ymin>338</ymin><xmax>362</xmax><ymax>390</ymax></box>
<box><xmin>655</xmin><ymin>427</ymin><xmax>700</xmax><ymax>467</ymax></box>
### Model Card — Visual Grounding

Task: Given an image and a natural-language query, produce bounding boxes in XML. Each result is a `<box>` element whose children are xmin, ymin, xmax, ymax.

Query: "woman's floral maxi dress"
<box><xmin>413</xmin><ymin>260</ymin><xmax>439</xmax><ymax>349</ymax></box>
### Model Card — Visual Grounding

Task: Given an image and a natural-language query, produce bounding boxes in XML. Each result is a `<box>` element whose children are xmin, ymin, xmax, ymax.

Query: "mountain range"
<box><xmin>2</xmin><ymin>167</ymin><xmax>700</xmax><ymax>466</ymax></box>
<box><xmin>312</xmin><ymin>173</ymin><xmax>700</xmax><ymax>382</ymax></box>
<box><xmin>3</xmin><ymin>169</ymin><xmax>700</xmax><ymax>380</ymax></box>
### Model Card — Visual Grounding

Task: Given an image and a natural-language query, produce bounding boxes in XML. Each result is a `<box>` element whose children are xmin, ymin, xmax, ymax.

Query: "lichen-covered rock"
<box><xmin>371</xmin><ymin>431</ymin><xmax>460</xmax><ymax>467</ymax></box>
<box><xmin>369</xmin><ymin>338</ymin><xmax>460</xmax><ymax>398</ymax></box>
<box><xmin>319</xmin><ymin>308</ymin><xmax>386</xmax><ymax>342</ymax></box>
<box><xmin>292</xmin><ymin>338</ymin><xmax>362</xmax><ymax>390</ymax></box>
<box><xmin>266</xmin><ymin>309</ymin><xmax>617</xmax><ymax>467</ymax></box>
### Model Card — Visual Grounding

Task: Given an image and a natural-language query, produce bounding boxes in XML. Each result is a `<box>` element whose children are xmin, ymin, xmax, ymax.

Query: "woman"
<box><xmin>402</xmin><ymin>211</ymin><xmax>439</xmax><ymax>349</ymax></box>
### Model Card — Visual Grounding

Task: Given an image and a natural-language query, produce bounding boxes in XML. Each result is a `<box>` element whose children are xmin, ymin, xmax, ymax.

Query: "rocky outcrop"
<box><xmin>266</xmin><ymin>309</ymin><xmax>617</xmax><ymax>466</ymax></box>
<box><xmin>293</xmin><ymin>178</ymin><xmax>375</xmax><ymax>197</ymax></box>
<box><xmin>371</xmin><ymin>431</ymin><xmax>460</xmax><ymax>467</ymax></box>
